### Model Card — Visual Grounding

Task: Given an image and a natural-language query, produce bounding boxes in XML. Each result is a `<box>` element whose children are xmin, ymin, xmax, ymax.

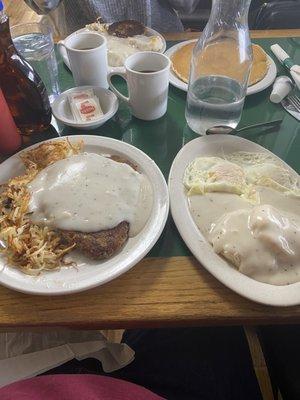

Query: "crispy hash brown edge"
<box><xmin>0</xmin><ymin>140</ymin><xmax>139</xmax><ymax>275</ymax></box>
<box><xmin>0</xmin><ymin>139</ymin><xmax>83</xmax><ymax>275</ymax></box>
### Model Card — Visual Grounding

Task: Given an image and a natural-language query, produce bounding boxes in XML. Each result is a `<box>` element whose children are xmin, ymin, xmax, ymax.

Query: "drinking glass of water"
<box><xmin>11</xmin><ymin>19</ymin><xmax>60</xmax><ymax>103</ymax></box>
<box><xmin>185</xmin><ymin>0</ymin><xmax>253</xmax><ymax>135</ymax></box>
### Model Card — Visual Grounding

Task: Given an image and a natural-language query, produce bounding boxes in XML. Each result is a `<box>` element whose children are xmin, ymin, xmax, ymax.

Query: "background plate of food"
<box><xmin>169</xmin><ymin>134</ymin><xmax>300</xmax><ymax>306</ymax></box>
<box><xmin>165</xmin><ymin>40</ymin><xmax>277</xmax><ymax>96</ymax></box>
<box><xmin>60</xmin><ymin>20</ymin><xmax>166</xmax><ymax>72</ymax></box>
<box><xmin>0</xmin><ymin>136</ymin><xmax>169</xmax><ymax>295</ymax></box>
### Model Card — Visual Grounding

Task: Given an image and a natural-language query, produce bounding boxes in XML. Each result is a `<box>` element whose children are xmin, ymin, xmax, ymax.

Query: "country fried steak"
<box><xmin>107</xmin><ymin>20</ymin><xmax>145</xmax><ymax>38</ymax></box>
<box><xmin>58</xmin><ymin>221</ymin><xmax>130</xmax><ymax>259</ymax></box>
<box><xmin>109</xmin><ymin>154</ymin><xmax>138</xmax><ymax>171</ymax></box>
<box><xmin>57</xmin><ymin>156</ymin><xmax>137</xmax><ymax>260</ymax></box>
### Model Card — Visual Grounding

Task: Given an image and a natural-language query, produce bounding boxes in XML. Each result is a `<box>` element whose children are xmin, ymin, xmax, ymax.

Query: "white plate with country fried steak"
<box><xmin>61</xmin><ymin>20</ymin><xmax>166</xmax><ymax>72</ymax></box>
<box><xmin>0</xmin><ymin>136</ymin><xmax>169</xmax><ymax>295</ymax></box>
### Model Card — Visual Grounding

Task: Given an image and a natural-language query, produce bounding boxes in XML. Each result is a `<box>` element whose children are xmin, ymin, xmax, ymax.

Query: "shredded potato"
<box><xmin>0</xmin><ymin>139</ymin><xmax>83</xmax><ymax>275</ymax></box>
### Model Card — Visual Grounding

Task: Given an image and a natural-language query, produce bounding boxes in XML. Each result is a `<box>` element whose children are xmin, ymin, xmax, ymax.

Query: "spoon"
<box><xmin>206</xmin><ymin>119</ymin><xmax>283</xmax><ymax>135</ymax></box>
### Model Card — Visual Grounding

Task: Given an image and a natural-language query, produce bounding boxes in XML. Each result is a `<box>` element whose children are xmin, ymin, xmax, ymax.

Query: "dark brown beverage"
<box><xmin>75</xmin><ymin>46</ymin><xmax>96</xmax><ymax>50</ymax></box>
<box><xmin>137</xmin><ymin>70</ymin><xmax>157</xmax><ymax>73</ymax></box>
<box><xmin>0</xmin><ymin>11</ymin><xmax>51</xmax><ymax>134</ymax></box>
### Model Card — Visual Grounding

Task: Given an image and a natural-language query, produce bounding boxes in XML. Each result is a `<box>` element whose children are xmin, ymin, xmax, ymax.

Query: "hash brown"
<box><xmin>0</xmin><ymin>140</ymin><xmax>140</xmax><ymax>274</ymax></box>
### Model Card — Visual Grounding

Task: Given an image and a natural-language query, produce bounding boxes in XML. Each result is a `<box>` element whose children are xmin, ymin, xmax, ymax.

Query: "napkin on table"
<box><xmin>0</xmin><ymin>330</ymin><xmax>135</xmax><ymax>387</ymax></box>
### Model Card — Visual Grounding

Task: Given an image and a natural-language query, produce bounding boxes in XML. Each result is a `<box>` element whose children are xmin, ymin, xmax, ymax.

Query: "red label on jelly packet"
<box><xmin>80</xmin><ymin>103</ymin><xmax>96</xmax><ymax>114</ymax></box>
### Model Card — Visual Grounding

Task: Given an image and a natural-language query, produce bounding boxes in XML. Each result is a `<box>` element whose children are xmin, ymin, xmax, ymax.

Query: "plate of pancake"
<box><xmin>165</xmin><ymin>40</ymin><xmax>277</xmax><ymax>95</ymax></box>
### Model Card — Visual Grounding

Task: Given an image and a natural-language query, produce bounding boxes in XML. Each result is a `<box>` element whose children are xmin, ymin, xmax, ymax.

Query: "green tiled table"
<box><xmin>1</xmin><ymin>31</ymin><xmax>300</xmax><ymax>329</ymax></box>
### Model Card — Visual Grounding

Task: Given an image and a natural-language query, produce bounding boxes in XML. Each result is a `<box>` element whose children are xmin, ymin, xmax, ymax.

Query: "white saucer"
<box><xmin>51</xmin><ymin>86</ymin><xmax>118</xmax><ymax>129</ymax></box>
<box><xmin>165</xmin><ymin>40</ymin><xmax>277</xmax><ymax>96</ymax></box>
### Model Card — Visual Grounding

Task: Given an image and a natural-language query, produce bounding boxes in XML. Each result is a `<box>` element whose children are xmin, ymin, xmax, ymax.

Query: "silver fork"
<box><xmin>287</xmin><ymin>94</ymin><xmax>300</xmax><ymax>111</ymax></box>
<box><xmin>281</xmin><ymin>94</ymin><xmax>300</xmax><ymax>121</ymax></box>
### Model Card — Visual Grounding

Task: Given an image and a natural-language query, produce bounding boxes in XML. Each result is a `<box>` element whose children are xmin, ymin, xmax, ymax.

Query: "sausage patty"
<box><xmin>107</xmin><ymin>20</ymin><xmax>145</xmax><ymax>38</ymax></box>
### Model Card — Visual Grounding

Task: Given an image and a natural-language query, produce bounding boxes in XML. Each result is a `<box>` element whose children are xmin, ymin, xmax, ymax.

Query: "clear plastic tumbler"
<box><xmin>11</xmin><ymin>18</ymin><xmax>60</xmax><ymax>103</ymax></box>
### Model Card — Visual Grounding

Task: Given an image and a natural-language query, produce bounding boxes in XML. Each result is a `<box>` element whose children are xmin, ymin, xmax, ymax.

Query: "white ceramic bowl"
<box><xmin>51</xmin><ymin>86</ymin><xmax>119</xmax><ymax>130</ymax></box>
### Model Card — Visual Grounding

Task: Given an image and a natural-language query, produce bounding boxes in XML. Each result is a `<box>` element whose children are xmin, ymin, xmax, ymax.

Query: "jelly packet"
<box><xmin>69</xmin><ymin>89</ymin><xmax>103</xmax><ymax>122</ymax></box>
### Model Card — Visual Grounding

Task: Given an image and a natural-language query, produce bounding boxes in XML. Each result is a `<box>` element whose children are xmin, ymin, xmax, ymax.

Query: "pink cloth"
<box><xmin>0</xmin><ymin>375</ymin><xmax>165</xmax><ymax>400</ymax></box>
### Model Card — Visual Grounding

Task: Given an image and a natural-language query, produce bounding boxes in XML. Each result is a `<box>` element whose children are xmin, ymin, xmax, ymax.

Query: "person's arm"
<box><xmin>24</xmin><ymin>0</ymin><xmax>61</xmax><ymax>14</ymax></box>
<box><xmin>167</xmin><ymin>0</ymin><xmax>200</xmax><ymax>14</ymax></box>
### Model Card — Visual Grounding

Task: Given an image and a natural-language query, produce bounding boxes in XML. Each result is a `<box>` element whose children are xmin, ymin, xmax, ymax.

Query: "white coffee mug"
<box><xmin>108</xmin><ymin>51</ymin><xmax>170</xmax><ymax>120</ymax></box>
<box><xmin>58</xmin><ymin>32</ymin><xmax>108</xmax><ymax>88</ymax></box>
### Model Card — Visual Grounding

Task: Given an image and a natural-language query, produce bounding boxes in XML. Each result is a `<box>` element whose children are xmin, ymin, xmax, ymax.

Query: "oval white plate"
<box><xmin>168</xmin><ymin>134</ymin><xmax>300</xmax><ymax>306</ymax></box>
<box><xmin>0</xmin><ymin>136</ymin><xmax>169</xmax><ymax>295</ymax></box>
<box><xmin>61</xmin><ymin>27</ymin><xmax>167</xmax><ymax>73</ymax></box>
<box><xmin>165</xmin><ymin>40</ymin><xmax>277</xmax><ymax>96</ymax></box>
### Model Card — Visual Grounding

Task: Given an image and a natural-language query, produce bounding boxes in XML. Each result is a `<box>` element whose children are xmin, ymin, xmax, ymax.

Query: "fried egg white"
<box><xmin>184</xmin><ymin>152</ymin><xmax>299</xmax><ymax>203</ymax></box>
<box><xmin>226</xmin><ymin>152</ymin><xmax>300</xmax><ymax>195</ymax></box>
<box><xmin>183</xmin><ymin>157</ymin><xmax>249</xmax><ymax>196</ymax></box>
<box><xmin>245</xmin><ymin>163</ymin><xmax>299</xmax><ymax>193</ymax></box>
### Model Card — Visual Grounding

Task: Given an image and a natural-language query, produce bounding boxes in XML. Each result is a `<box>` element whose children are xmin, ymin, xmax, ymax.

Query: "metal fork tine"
<box><xmin>292</xmin><ymin>96</ymin><xmax>300</xmax><ymax>109</ymax></box>
<box><xmin>288</xmin><ymin>97</ymin><xmax>296</xmax><ymax>108</ymax></box>
<box><xmin>288</xmin><ymin>95</ymin><xmax>300</xmax><ymax>112</ymax></box>
<box><xmin>290</xmin><ymin>94</ymin><xmax>300</xmax><ymax>107</ymax></box>
<box><xmin>289</xmin><ymin>94</ymin><xmax>300</xmax><ymax>106</ymax></box>
<box><xmin>287</xmin><ymin>96</ymin><xmax>296</xmax><ymax>109</ymax></box>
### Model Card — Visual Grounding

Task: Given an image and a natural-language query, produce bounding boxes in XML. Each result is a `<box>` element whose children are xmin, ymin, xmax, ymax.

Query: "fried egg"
<box><xmin>184</xmin><ymin>152</ymin><xmax>299</xmax><ymax>203</ymax></box>
<box><xmin>226</xmin><ymin>152</ymin><xmax>300</xmax><ymax>194</ymax></box>
<box><xmin>245</xmin><ymin>163</ymin><xmax>299</xmax><ymax>193</ymax></box>
<box><xmin>183</xmin><ymin>157</ymin><xmax>247</xmax><ymax>195</ymax></box>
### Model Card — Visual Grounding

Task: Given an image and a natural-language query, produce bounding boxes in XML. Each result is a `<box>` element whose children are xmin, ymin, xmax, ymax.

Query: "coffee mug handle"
<box><xmin>107</xmin><ymin>71</ymin><xmax>130</xmax><ymax>104</ymax></box>
<box><xmin>57</xmin><ymin>40</ymin><xmax>71</xmax><ymax>70</ymax></box>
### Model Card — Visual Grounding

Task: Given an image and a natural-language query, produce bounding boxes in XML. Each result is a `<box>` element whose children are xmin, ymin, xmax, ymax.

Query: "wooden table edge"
<box><xmin>1</xmin><ymin>256</ymin><xmax>300</xmax><ymax>329</ymax></box>
<box><xmin>52</xmin><ymin>28</ymin><xmax>300</xmax><ymax>43</ymax></box>
<box><xmin>163</xmin><ymin>29</ymin><xmax>300</xmax><ymax>41</ymax></box>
